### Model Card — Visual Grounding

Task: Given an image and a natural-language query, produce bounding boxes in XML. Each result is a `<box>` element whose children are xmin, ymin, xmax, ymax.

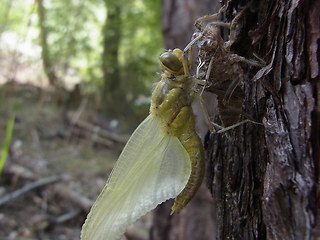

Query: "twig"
<box><xmin>52</xmin><ymin>185</ymin><xmax>93</xmax><ymax>212</ymax></box>
<box><xmin>0</xmin><ymin>237</ymin><xmax>37</xmax><ymax>240</ymax></box>
<box><xmin>66</xmin><ymin>111</ymin><xmax>129</xmax><ymax>145</ymax></box>
<box><xmin>3</xmin><ymin>163</ymin><xmax>36</xmax><ymax>181</ymax></box>
<box><xmin>53</xmin><ymin>209</ymin><xmax>81</xmax><ymax>224</ymax></box>
<box><xmin>0</xmin><ymin>175</ymin><xmax>63</xmax><ymax>207</ymax></box>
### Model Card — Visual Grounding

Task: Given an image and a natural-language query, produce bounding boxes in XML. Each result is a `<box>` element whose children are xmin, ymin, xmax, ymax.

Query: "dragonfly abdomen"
<box><xmin>172</xmin><ymin>130</ymin><xmax>205</xmax><ymax>213</ymax></box>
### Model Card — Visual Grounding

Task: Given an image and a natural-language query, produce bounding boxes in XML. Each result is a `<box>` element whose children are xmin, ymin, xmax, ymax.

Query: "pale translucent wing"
<box><xmin>81</xmin><ymin>115</ymin><xmax>191</xmax><ymax>240</ymax></box>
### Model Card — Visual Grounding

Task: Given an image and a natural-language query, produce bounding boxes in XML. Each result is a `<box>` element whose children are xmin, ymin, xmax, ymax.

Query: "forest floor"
<box><xmin>0</xmin><ymin>82</ymin><xmax>151</xmax><ymax>240</ymax></box>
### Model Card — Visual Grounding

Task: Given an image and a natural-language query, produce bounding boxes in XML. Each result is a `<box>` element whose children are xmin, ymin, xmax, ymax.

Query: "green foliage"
<box><xmin>0</xmin><ymin>113</ymin><xmax>15</xmax><ymax>177</ymax></box>
<box><xmin>120</xmin><ymin>0</ymin><xmax>163</xmax><ymax>97</ymax></box>
<box><xmin>40</xmin><ymin>0</ymin><xmax>105</xmax><ymax>84</ymax></box>
<box><xmin>0</xmin><ymin>0</ymin><xmax>33</xmax><ymax>34</ymax></box>
<box><xmin>0</xmin><ymin>0</ymin><xmax>163</xmax><ymax>125</ymax></box>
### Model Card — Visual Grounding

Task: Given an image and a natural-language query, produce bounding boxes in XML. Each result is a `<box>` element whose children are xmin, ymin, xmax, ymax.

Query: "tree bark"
<box><xmin>204</xmin><ymin>0</ymin><xmax>319</xmax><ymax>239</ymax></box>
<box><xmin>155</xmin><ymin>0</ymin><xmax>320</xmax><ymax>239</ymax></box>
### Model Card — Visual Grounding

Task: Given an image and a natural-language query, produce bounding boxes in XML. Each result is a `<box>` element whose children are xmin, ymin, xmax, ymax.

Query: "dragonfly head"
<box><xmin>160</xmin><ymin>49</ymin><xmax>185</xmax><ymax>75</ymax></box>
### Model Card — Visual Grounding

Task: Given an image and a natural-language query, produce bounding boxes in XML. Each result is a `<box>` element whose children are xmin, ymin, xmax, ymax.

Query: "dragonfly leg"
<box><xmin>195</xmin><ymin>6</ymin><xmax>228</xmax><ymax>30</ymax></box>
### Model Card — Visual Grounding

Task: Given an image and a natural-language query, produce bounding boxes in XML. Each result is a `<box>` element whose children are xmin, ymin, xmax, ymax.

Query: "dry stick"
<box><xmin>67</xmin><ymin>112</ymin><xmax>128</xmax><ymax>144</ymax></box>
<box><xmin>53</xmin><ymin>209</ymin><xmax>81</xmax><ymax>224</ymax></box>
<box><xmin>0</xmin><ymin>175</ymin><xmax>63</xmax><ymax>207</ymax></box>
<box><xmin>52</xmin><ymin>184</ymin><xmax>93</xmax><ymax>212</ymax></box>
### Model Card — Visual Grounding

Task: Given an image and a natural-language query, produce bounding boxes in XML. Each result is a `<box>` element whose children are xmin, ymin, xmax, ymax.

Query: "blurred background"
<box><xmin>0</xmin><ymin>0</ymin><xmax>219</xmax><ymax>239</ymax></box>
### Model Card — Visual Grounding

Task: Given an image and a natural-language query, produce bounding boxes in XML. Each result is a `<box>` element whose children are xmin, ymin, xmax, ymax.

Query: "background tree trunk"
<box><xmin>151</xmin><ymin>1</ymin><xmax>220</xmax><ymax>240</ymax></box>
<box><xmin>0</xmin><ymin>0</ymin><xmax>13</xmax><ymax>36</ymax></box>
<box><xmin>161</xmin><ymin>0</ymin><xmax>220</xmax><ymax>49</ymax></box>
<box><xmin>36</xmin><ymin>0</ymin><xmax>57</xmax><ymax>87</ymax></box>
<box><xmin>101</xmin><ymin>0</ymin><xmax>123</xmax><ymax>116</ymax></box>
<box><xmin>153</xmin><ymin>0</ymin><xmax>319</xmax><ymax>239</ymax></box>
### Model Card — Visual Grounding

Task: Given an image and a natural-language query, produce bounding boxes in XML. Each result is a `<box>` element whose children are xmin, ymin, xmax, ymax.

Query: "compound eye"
<box><xmin>160</xmin><ymin>50</ymin><xmax>183</xmax><ymax>74</ymax></box>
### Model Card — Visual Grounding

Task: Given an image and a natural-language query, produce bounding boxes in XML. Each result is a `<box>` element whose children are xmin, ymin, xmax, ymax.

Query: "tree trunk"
<box><xmin>204</xmin><ymin>0</ymin><xmax>319</xmax><ymax>239</ymax></box>
<box><xmin>101</xmin><ymin>0</ymin><xmax>123</xmax><ymax>116</ymax></box>
<box><xmin>154</xmin><ymin>0</ymin><xmax>320</xmax><ymax>239</ymax></box>
<box><xmin>0</xmin><ymin>0</ymin><xmax>13</xmax><ymax>36</ymax></box>
<box><xmin>36</xmin><ymin>0</ymin><xmax>57</xmax><ymax>87</ymax></box>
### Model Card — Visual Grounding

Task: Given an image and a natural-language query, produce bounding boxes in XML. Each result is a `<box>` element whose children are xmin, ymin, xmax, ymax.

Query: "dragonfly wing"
<box><xmin>81</xmin><ymin>115</ymin><xmax>191</xmax><ymax>240</ymax></box>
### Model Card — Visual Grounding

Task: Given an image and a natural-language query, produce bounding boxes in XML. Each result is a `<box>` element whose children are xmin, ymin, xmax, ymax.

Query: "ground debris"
<box><xmin>0</xmin><ymin>82</ymin><xmax>122</xmax><ymax>239</ymax></box>
<box><xmin>66</xmin><ymin>110</ymin><xmax>128</xmax><ymax>150</ymax></box>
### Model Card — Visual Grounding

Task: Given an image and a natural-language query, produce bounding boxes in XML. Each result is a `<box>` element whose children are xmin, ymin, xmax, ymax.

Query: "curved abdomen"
<box><xmin>172</xmin><ymin>128</ymin><xmax>205</xmax><ymax>213</ymax></box>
